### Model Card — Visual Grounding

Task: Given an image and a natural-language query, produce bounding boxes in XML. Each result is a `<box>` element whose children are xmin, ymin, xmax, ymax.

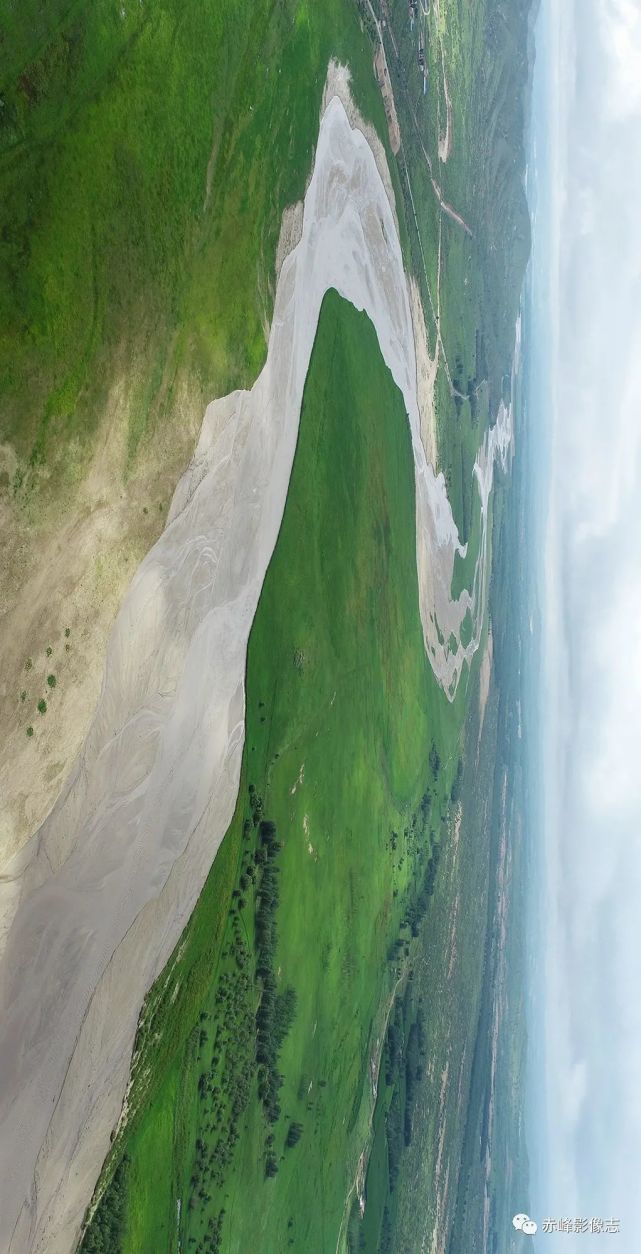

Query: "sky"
<box><xmin>533</xmin><ymin>0</ymin><xmax>641</xmax><ymax>1246</ymax></box>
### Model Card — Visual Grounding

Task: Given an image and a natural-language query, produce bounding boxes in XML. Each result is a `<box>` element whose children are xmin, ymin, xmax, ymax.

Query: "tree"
<box><xmin>450</xmin><ymin>757</ymin><xmax>463</xmax><ymax>804</ymax></box>
<box><xmin>285</xmin><ymin>1121</ymin><xmax>303</xmax><ymax>1148</ymax></box>
<box><xmin>429</xmin><ymin>742</ymin><xmax>441</xmax><ymax>778</ymax></box>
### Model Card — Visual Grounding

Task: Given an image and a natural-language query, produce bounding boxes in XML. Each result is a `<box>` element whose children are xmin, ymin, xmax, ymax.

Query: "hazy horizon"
<box><xmin>528</xmin><ymin>0</ymin><xmax>641</xmax><ymax>1246</ymax></box>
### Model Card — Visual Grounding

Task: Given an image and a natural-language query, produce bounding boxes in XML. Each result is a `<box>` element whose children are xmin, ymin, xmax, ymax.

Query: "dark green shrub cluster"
<box><xmin>429</xmin><ymin>742</ymin><xmax>441</xmax><ymax>778</ymax></box>
<box><xmin>285</xmin><ymin>1120</ymin><xmax>303</xmax><ymax>1149</ymax></box>
<box><xmin>255</xmin><ymin>820</ymin><xmax>297</xmax><ymax>1126</ymax></box>
<box><xmin>379</xmin><ymin>1206</ymin><xmax>394</xmax><ymax>1254</ymax></box>
<box><xmin>191</xmin><ymin>950</ymin><xmax>255</xmax><ymax>1200</ymax></box>
<box><xmin>450</xmin><ymin>756</ymin><xmax>464</xmax><ymax>804</ymax></box>
<box><xmin>183</xmin><ymin>800</ymin><xmax>297</xmax><ymax>1229</ymax></box>
<box><xmin>187</xmin><ymin>1208</ymin><xmax>225</xmax><ymax>1253</ymax></box>
<box><xmin>80</xmin><ymin>1155</ymin><xmax>129</xmax><ymax>1253</ymax></box>
<box><xmin>419</xmin><ymin>789</ymin><xmax>432</xmax><ymax>821</ymax></box>
<box><xmin>386</xmin><ymin>1085</ymin><xmax>403</xmax><ymax>1193</ymax></box>
<box><xmin>383</xmin><ymin>991</ymin><xmax>428</xmax><ymax>1195</ymax></box>
<box><xmin>248</xmin><ymin>783</ymin><xmax>263</xmax><ymax>826</ymax></box>
<box><xmin>403</xmin><ymin>841</ymin><xmax>442</xmax><ymax>937</ymax></box>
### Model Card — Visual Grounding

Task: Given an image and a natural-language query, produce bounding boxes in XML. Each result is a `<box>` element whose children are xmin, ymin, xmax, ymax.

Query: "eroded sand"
<box><xmin>0</xmin><ymin>366</ymin><xmax>203</xmax><ymax>875</ymax></box>
<box><xmin>0</xmin><ymin>70</ymin><xmax>513</xmax><ymax>1253</ymax></box>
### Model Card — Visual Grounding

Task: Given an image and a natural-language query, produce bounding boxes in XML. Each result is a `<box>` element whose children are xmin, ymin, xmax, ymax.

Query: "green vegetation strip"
<box><xmin>82</xmin><ymin>292</ymin><xmax>460</xmax><ymax>1253</ymax></box>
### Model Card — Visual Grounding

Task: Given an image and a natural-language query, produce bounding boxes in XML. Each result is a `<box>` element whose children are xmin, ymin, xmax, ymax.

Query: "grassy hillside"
<box><xmin>0</xmin><ymin>0</ymin><xmax>394</xmax><ymax>482</ymax></box>
<box><xmin>81</xmin><ymin>292</ymin><xmax>462</xmax><ymax>1253</ymax></box>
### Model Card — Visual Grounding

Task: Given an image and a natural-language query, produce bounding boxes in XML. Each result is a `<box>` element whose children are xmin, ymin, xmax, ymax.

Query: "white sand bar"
<box><xmin>0</xmin><ymin>80</ymin><xmax>510</xmax><ymax>1253</ymax></box>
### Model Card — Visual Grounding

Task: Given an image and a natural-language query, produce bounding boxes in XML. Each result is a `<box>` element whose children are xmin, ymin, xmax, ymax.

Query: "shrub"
<box><xmin>285</xmin><ymin>1121</ymin><xmax>303</xmax><ymax>1148</ymax></box>
<box><xmin>450</xmin><ymin>757</ymin><xmax>463</xmax><ymax>804</ymax></box>
<box><xmin>47</xmin><ymin>674</ymin><xmax>56</xmax><ymax>688</ymax></box>
<box><xmin>254</xmin><ymin>819</ymin><xmax>297</xmax><ymax>1121</ymax></box>
<box><xmin>429</xmin><ymin>742</ymin><xmax>441</xmax><ymax>777</ymax></box>
<box><xmin>37</xmin><ymin>699</ymin><xmax>47</xmax><ymax>715</ymax></box>
<box><xmin>80</xmin><ymin>1154</ymin><xmax>130</xmax><ymax>1252</ymax></box>
<box><xmin>26</xmin><ymin>726</ymin><xmax>34</xmax><ymax>737</ymax></box>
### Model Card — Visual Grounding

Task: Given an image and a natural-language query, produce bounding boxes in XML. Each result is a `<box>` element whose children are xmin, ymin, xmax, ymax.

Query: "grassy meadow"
<box><xmin>82</xmin><ymin>293</ymin><xmax>462</xmax><ymax>1253</ymax></box>
<box><xmin>0</xmin><ymin>0</ymin><xmax>398</xmax><ymax>494</ymax></box>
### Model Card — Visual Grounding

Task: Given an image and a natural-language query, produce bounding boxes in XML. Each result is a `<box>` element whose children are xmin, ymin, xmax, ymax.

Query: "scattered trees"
<box><xmin>255</xmin><ymin>818</ymin><xmax>296</xmax><ymax>1123</ymax></box>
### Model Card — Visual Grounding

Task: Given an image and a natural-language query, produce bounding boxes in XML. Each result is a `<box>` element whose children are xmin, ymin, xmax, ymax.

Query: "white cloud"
<box><xmin>533</xmin><ymin>0</ymin><xmax>641</xmax><ymax>1245</ymax></box>
<box><xmin>599</xmin><ymin>0</ymin><xmax>641</xmax><ymax>118</ymax></box>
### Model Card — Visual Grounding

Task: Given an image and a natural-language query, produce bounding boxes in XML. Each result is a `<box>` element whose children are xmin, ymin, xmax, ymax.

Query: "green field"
<box><xmin>82</xmin><ymin>292</ymin><xmax>462</xmax><ymax>1253</ymax></box>
<box><xmin>0</xmin><ymin>0</ymin><xmax>401</xmax><ymax>500</ymax></box>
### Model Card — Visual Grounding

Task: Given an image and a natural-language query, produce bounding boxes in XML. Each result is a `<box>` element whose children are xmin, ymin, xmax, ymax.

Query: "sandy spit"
<box><xmin>0</xmin><ymin>67</ymin><xmax>512</xmax><ymax>1253</ymax></box>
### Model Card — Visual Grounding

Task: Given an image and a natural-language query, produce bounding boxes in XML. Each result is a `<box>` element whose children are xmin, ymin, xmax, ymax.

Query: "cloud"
<box><xmin>599</xmin><ymin>0</ymin><xmax>641</xmax><ymax>119</ymax></box>
<box><xmin>533</xmin><ymin>0</ymin><xmax>641</xmax><ymax>1244</ymax></box>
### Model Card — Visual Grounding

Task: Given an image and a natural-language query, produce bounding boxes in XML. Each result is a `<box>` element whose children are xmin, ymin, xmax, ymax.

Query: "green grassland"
<box><xmin>351</xmin><ymin>415</ymin><xmax>531</xmax><ymax>1254</ymax></box>
<box><xmin>0</xmin><ymin>0</ymin><xmax>399</xmax><ymax>501</ymax></box>
<box><xmin>82</xmin><ymin>292</ymin><xmax>462</xmax><ymax>1253</ymax></box>
<box><xmin>355</xmin><ymin>661</ymin><xmax>497</xmax><ymax>1254</ymax></box>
